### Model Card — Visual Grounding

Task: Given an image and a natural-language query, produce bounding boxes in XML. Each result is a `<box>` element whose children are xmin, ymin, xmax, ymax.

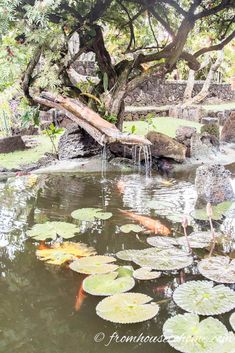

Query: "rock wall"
<box><xmin>125</xmin><ymin>79</ymin><xmax>234</xmax><ymax>106</ymax></box>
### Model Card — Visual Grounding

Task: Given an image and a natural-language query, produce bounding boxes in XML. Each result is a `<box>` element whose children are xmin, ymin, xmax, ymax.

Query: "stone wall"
<box><xmin>125</xmin><ymin>79</ymin><xmax>234</xmax><ymax>106</ymax></box>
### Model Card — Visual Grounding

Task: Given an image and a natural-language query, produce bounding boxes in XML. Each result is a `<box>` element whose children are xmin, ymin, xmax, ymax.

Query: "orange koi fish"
<box><xmin>119</xmin><ymin>209</ymin><xmax>171</xmax><ymax>236</ymax></box>
<box><xmin>75</xmin><ymin>279</ymin><xmax>87</xmax><ymax>312</ymax></box>
<box><xmin>116</xmin><ymin>180</ymin><xmax>126</xmax><ymax>194</ymax></box>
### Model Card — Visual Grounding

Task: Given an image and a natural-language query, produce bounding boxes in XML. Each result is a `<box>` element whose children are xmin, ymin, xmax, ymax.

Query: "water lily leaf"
<box><xmin>83</xmin><ymin>272</ymin><xmax>135</xmax><ymax>296</ymax></box>
<box><xmin>117</xmin><ymin>247</ymin><xmax>193</xmax><ymax>270</ymax></box>
<box><xmin>198</xmin><ymin>256</ymin><xmax>235</xmax><ymax>284</ymax></box>
<box><xmin>96</xmin><ymin>293</ymin><xmax>159</xmax><ymax>324</ymax></box>
<box><xmin>133</xmin><ymin>267</ymin><xmax>161</xmax><ymax>280</ymax></box>
<box><xmin>177</xmin><ymin>231</ymin><xmax>221</xmax><ymax>249</ymax></box>
<box><xmin>147</xmin><ymin>236</ymin><xmax>178</xmax><ymax>248</ymax></box>
<box><xmin>120</xmin><ymin>224</ymin><xmax>143</xmax><ymax>233</ymax></box>
<box><xmin>173</xmin><ymin>281</ymin><xmax>235</xmax><ymax>315</ymax></box>
<box><xmin>163</xmin><ymin>312</ymin><xmax>229</xmax><ymax>353</ymax></box>
<box><xmin>117</xmin><ymin>266</ymin><xmax>134</xmax><ymax>277</ymax></box>
<box><xmin>69</xmin><ymin>255</ymin><xmax>118</xmax><ymax>274</ymax></box>
<box><xmin>36</xmin><ymin>242</ymin><xmax>96</xmax><ymax>265</ymax></box>
<box><xmin>207</xmin><ymin>332</ymin><xmax>235</xmax><ymax>353</ymax></box>
<box><xmin>27</xmin><ymin>221</ymin><xmax>80</xmax><ymax>241</ymax></box>
<box><xmin>191</xmin><ymin>201</ymin><xmax>233</xmax><ymax>221</ymax></box>
<box><xmin>71</xmin><ymin>208</ymin><xmax>112</xmax><ymax>222</ymax></box>
<box><xmin>230</xmin><ymin>312</ymin><xmax>235</xmax><ymax>331</ymax></box>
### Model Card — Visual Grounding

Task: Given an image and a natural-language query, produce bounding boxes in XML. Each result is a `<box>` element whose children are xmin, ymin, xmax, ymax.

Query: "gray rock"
<box><xmin>58</xmin><ymin>126</ymin><xmax>102</xmax><ymax>160</ymax></box>
<box><xmin>195</xmin><ymin>164</ymin><xmax>235</xmax><ymax>206</ymax></box>
<box><xmin>221</xmin><ymin>111</ymin><xmax>235</xmax><ymax>143</ymax></box>
<box><xmin>0</xmin><ymin>136</ymin><xmax>26</xmax><ymax>153</ymax></box>
<box><xmin>146</xmin><ymin>131</ymin><xmax>186</xmax><ymax>163</ymax></box>
<box><xmin>175</xmin><ymin>126</ymin><xmax>197</xmax><ymax>147</ymax></box>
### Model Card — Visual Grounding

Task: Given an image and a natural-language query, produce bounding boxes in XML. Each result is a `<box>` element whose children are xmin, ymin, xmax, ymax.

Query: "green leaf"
<box><xmin>133</xmin><ymin>267</ymin><xmax>161</xmax><ymax>280</ymax></box>
<box><xmin>83</xmin><ymin>272</ymin><xmax>135</xmax><ymax>296</ymax></box>
<box><xmin>173</xmin><ymin>281</ymin><xmax>235</xmax><ymax>315</ymax></box>
<box><xmin>26</xmin><ymin>221</ymin><xmax>80</xmax><ymax>240</ymax></box>
<box><xmin>191</xmin><ymin>201</ymin><xmax>233</xmax><ymax>221</ymax></box>
<box><xmin>163</xmin><ymin>313</ymin><xmax>230</xmax><ymax>353</ymax></box>
<box><xmin>71</xmin><ymin>208</ymin><xmax>112</xmax><ymax>222</ymax></box>
<box><xmin>96</xmin><ymin>293</ymin><xmax>159</xmax><ymax>324</ymax></box>
<box><xmin>69</xmin><ymin>255</ymin><xmax>118</xmax><ymax>274</ymax></box>
<box><xmin>198</xmin><ymin>256</ymin><xmax>235</xmax><ymax>283</ymax></box>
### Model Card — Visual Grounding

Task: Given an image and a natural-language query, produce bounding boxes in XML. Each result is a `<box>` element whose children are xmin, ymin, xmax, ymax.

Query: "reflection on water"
<box><xmin>0</xmin><ymin>171</ymin><xmax>234</xmax><ymax>353</ymax></box>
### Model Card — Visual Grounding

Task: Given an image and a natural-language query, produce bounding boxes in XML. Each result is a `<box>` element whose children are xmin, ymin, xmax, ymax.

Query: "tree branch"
<box><xmin>194</xmin><ymin>29</ymin><xmax>235</xmax><ymax>57</ymax></box>
<box><xmin>194</xmin><ymin>0</ymin><xmax>234</xmax><ymax>19</ymax></box>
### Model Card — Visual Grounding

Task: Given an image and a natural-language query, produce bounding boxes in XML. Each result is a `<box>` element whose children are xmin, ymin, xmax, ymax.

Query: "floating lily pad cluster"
<box><xmin>71</xmin><ymin>208</ymin><xmax>112</xmax><ymax>221</ymax></box>
<box><xmin>27</xmin><ymin>221</ymin><xmax>80</xmax><ymax>241</ymax></box>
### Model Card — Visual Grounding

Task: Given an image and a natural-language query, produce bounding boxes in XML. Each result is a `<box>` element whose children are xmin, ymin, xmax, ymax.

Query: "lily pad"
<box><xmin>71</xmin><ymin>208</ymin><xmax>112</xmax><ymax>222</ymax></box>
<box><xmin>36</xmin><ymin>242</ymin><xmax>96</xmax><ymax>265</ymax></box>
<box><xmin>173</xmin><ymin>281</ymin><xmax>235</xmax><ymax>315</ymax></box>
<box><xmin>207</xmin><ymin>332</ymin><xmax>235</xmax><ymax>353</ymax></box>
<box><xmin>83</xmin><ymin>272</ymin><xmax>135</xmax><ymax>296</ymax></box>
<box><xmin>147</xmin><ymin>236</ymin><xmax>178</xmax><ymax>248</ymax></box>
<box><xmin>69</xmin><ymin>255</ymin><xmax>118</xmax><ymax>274</ymax></box>
<box><xmin>198</xmin><ymin>256</ymin><xmax>235</xmax><ymax>284</ymax></box>
<box><xmin>191</xmin><ymin>201</ymin><xmax>233</xmax><ymax>221</ymax></box>
<box><xmin>120</xmin><ymin>224</ymin><xmax>143</xmax><ymax>233</ymax></box>
<box><xmin>133</xmin><ymin>267</ymin><xmax>161</xmax><ymax>280</ymax></box>
<box><xmin>177</xmin><ymin>231</ymin><xmax>220</xmax><ymax>249</ymax></box>
<box><xmin>230</xmin><ymin>312</ymin><xmax>235</xmax><ymax>331</ymax></box>
<box><xmin>117</xmin><ymin>266</ymin><xmax>134</xmax><ymax>277</ymax></box>
<box><xmin>117</xmin><ymin>247</ymin><xmax>193</xmax><ymax>271</ymax></box>
<box><xmin>27</xmin><ymin>221</ymin><xmax>80</xmax><ymax>241</ymax></box>
<box><xmin>163</xmin><ymin>312</ymin><xmax>230</xmax><ymax>353</ymax></box>
<box><xmin>96</xmin><ymin>293</ymin><xmax>159</xmax><ymax>324</ymax></box>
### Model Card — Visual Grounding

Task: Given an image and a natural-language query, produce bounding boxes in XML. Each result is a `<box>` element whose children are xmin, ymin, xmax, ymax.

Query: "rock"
<box><xmin>190</xmin><ymin>132</ymin><xmax>219</xmax><ymax>161</ymax></box>
<box><xmin>201</xmin><ymin>123</ymin><xmax>220</xmax><ymax>139</ymax></box>
<box><xmin>221</xmin><ymin>111</ymin><xmax>235</xmax><ymax>143</ymax></box>
<box><xmin>201</xmin><ymin>117</ymin><xmax>219</xmax><ymax>125</ymax></box>
<box><xmin>0</xmin><ymin>136</ymin><xmax>26</xmax><ymax>153</ymax></box>
<box><xmin>109</xmin><ymin>143</ymin><xmax>139</xmax><ymax>160</ymax></box>
<box><xmin>146</xmin><ymin>131</ymin><xmax>186</xmax><ymax>162</ymax></box>
<box><xmin>195</xmin><ymin>164</ymin><xmax>235</xmax><ymax>206</ymax></box>
<box><xmin>175</xmin><ymin>125</ymin><xmax>197</xmax><ymax>152</ymax></box>
<box><xmin>58</xmin><ymin>125</ymin><xmax>102</xmax><ymax>160</ymax></box>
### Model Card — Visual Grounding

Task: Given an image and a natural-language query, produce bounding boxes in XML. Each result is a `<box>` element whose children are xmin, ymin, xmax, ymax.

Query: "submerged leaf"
<box><xmin>36</xmin><ymin>242</ymin><xmax>96</xmax><ymax>265</ymax></box>
<box><xmin>191</xmin><ymin>201</ymin><xmax>233</xmax><ymax>221</ymax></box>
<box><xmin>198</xmin><ymin>256</ymin><xmax>235</xmax><ymax>284</ymax></box>
<box><xmin>83</xmin><ymin>272</ymin><xmax>135</xmax><ymax>296</ymax></box>
<box><xmin>230</xmin><ymin>312</ymin><xmax>235</xmax><ymax>331</ymax></box>
<box><xmin>120</xmin><ymin>224</ymin><xmax>143</xmax><ymax>233</ymax></box>
<box><xmin>163</xmin><ymin>312</ymin><xmax>230</xmax><ymax>353</ymax></box>
<box><xmin>71</xmin><ymin>208</ymin><xmax>112</xmax><ymax>222</ymax></box>
<box><xmin>173</xmin><ymin>281</ymin><xmax>235</xmax><ymax>315</ymax></box>
<box><xmin>27</xmin><ymin>221</ymin><xmax>80</xmax><ymax>241</ymax></box>
<box><xmin>133</xmin><ymin>267</ymin><xmax>161</xmax><ymax>280</ymax></box>
<box><xmin>96</xmin><ymin>293</ymin><xmax>159</xmax><ymax>324</ymax></box>
<box><xmin>69</xmin><ymin>255</ymin><xmax>118</xmax><ymax>274</ymax></box>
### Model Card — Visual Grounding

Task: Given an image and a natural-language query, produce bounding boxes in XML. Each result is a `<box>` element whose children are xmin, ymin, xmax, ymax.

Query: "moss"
<box><xmin>0</xmin><ymin>135</ymin><xmax>58</xmax><ymax>169</ymax></box>
<box><xmin>200</xmin><ymin>123</ymin><xmax>220</xmax><ymax>139</ymax></box>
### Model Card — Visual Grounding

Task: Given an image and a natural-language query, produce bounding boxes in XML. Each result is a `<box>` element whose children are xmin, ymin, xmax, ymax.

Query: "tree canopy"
<box><xmin>0</xmin><ymin>0</ymin><xmax>234</xmax><ymax>124</ymax></box>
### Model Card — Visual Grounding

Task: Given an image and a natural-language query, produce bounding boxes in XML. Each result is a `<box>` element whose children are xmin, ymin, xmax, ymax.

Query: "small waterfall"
<box><xmin>131</xmin><ymin>145</ymin><xmax>152</xmax><ymax>177</ymax></box>
<box><xmin>101</xmin><ymin>143</ymin><xmax>107</xmax><ymax>181</ymax></box>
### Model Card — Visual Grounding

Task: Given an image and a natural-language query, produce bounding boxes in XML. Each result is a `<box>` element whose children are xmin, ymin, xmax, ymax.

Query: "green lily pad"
<box><xmin>147</xmin><ymin>236</ymin><xmax>178</xmax><ymax>248</ymax></box>
<box><xmin>120</xmin><ymin>224</ymin><xmax>143</xmax><ymax>233</ymax></box>
<box><xmin>26</xmin><ymin>221</ymin><xmax>80</xmax><ymax>240</ymax></box>
<box><xmin>133</xmin><ymin>267</ymin><xmax>161</xmax><ymax>280</ymax></box>
<box><xmin>96</xmin><ymin>293</ymin><xmax>159</xmax><ymax>324</ymax></box>
<box><xmin>191</xmin><ymin>201</ymin><xmax>233</xmax><ymax>221</ymax></box>
<box><xmin>71</xmin><ymin>208</ymin><xmax>112</xmax><ymax>221</ymax></box>
<box><xmin>116</xmin><ymin>249</ymin><xmax>141</xmax><ymax>261</ymax></box>
<box><xmin>207</xmin><ymin>332</ymin><xmax>235</xmax><ymax>353</ymax></box>
<box><xmin>163</xmin><ymin>312</ymin><xmax>230</xmax><ymax>353</ymax></box>
<box><xmin>173</xmin><ymin>281</ymin><xmax>235</xmax><ymax>315</ymax></box>
<box><xmin>198</xmin><ymin>256</ymin><xmax>235</xmax><ymax>284</ymax></box>
<box><xmin>69</xmin><ymin>255</ymin><xmax>118</xmax><ymax>274</ymax></box>
<box><xmin>230</xmin><ymin>312</ymin><xmax>235</xmax><ymax>331</ymax></box>
<box><xmin>177</xmin><ymin>231</ymin><xmax>221</xmax><ymax>249</ymax></box>
<box><xmin>83</xmin><ymin>272</ymin><xmax>135</xmax><ymax>296</ymax></box>
<box><xmin>116</xmin><ymin>266</ymin><xmax>134</xmax><ymax>277</ymax></box>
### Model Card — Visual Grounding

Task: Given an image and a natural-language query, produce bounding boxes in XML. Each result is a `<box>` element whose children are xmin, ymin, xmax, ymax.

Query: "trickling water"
<box><xmin>101</xmin><ymin>143</ymin><xmax>107</xmax><ymax>181</ymax></box>
<box><xmin>131</xmin><ymin>145</ymin><xmax>152</xmax><ymax>178</ymax></box>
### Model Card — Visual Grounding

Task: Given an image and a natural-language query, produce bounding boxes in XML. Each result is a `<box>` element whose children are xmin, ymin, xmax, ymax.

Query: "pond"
<box><xmin>0</xmin><ymin>168</ymin><xmax>234</xmax><ymax>353</ymax></box>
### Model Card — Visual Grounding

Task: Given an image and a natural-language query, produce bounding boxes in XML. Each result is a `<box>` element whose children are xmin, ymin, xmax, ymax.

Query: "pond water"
<box><xmin>0</xmin><ymin>169</ymin><xmax>234</xmax><ymax>353</ymax></box>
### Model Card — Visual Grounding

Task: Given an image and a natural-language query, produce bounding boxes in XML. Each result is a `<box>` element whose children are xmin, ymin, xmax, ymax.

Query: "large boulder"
<box><xmin>146</xmin><ymin>131</ymin><xmax>186</xmax><ymax>162</ymax></box>
<box><xmin>195</xmin><ymin>164</ymin><xmax>235</xmax><ymax>206</ymax></box>
<box><xmin>0</xmin><ymin>136</ymin><xmax>26</xmax><ymax>153</ymax></box>
<box><xmin>221</xmin><ymin>111</ymin><xmax>235</xmax><ymax>143</ymax></box>
<box><xmin>58</xmin><ymin>125</ymin><xmax>102</xmax><ymax>160</ymax></box>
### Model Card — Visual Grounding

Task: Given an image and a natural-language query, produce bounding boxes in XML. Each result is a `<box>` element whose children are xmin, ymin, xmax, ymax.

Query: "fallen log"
<box><xmin>35</xmin><ymin>92</ymin><xmax>151</xmax><ymax>146</ymax></box>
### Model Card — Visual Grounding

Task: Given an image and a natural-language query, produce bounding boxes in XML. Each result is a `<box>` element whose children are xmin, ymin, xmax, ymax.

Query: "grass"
<box><xmin>123</xmin><ymin>116</ymin><xmax>202</xmax><ymax>138</ymax></box>
<box><xmin>202</xmin><ymin>102</ymin><xmax>235</xmax><ymax>111</ymax></box>
<box><xmin>0</xmin><ymin>135</ymin><xmax>58</xmax><ymax>169</ymax></box>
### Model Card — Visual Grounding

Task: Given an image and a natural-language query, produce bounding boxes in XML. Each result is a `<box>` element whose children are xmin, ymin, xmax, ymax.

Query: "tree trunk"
<box><xmin>183</xmin><ymin>69</ymin><xmax>195</xmax><ymax>101</ymax></box>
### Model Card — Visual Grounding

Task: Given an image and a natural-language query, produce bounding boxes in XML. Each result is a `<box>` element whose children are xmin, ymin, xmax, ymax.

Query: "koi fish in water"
<box><xmin>116</xmin><ymin>180</ymin><xmax>126</xmax><ymax>194</ymax></box>
<box><xmin>119</xmin><ymin>209</ymin><xmax>171</xmax><ymax>236</ymax></box>
<box><xmin>75</xmin><ymin>279</ymin><xmax>87</xmax><ymax>312</ymax></box>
